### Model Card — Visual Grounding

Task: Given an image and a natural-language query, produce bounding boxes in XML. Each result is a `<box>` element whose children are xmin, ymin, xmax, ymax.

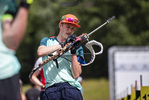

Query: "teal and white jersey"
<box><xmin>40</xmin><ymin>37</ymin><xmax>85</xmax><ymax>91</ymax></box>
<box><xmin>0</xmin><ymin>1</ymin><xmax>21</xmax><ymax>79</ymax></box>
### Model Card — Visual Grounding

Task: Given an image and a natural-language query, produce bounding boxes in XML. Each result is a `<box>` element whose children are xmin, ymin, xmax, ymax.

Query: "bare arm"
<box><xmin>38</xmin><ymin>44</ymin><xmax>82</xmax><ymax>79</ymax></box>
<box><xmin>71</xmin><ymin>54</ymin><xmax>82</xmax><ymax>79</ymax></box>
<box><xmin>2</xmin><ymin>7</ymin><xmax>29</xmax><ymax>50</ymax></box>
<box><xmin>30</xmin><ymin>70</ymin><xmax>45</xmax><ymax>88</ymax></box>
<box><xmin>37</xmin><ymin>45</ymin><xmax>62</xmax><ymax>57</ymax></box>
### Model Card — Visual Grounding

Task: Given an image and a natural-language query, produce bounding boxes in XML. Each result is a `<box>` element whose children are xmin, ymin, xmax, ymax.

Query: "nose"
<box><xmin>67</xmin><ymin>29</ymin><xmax>73</xmax><ymax>34</ymax></box>
<box><xmin>68</xmin><ymin>28</ymin><xmax>73</xmax><ymax>32</ymax></box>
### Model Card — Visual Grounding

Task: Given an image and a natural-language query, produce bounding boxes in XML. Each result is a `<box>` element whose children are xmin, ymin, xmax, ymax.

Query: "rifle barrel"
<box><xmin>87</xmin><ymin>16</ymin><xmax>115</xmax><ymax>37</ymax></box>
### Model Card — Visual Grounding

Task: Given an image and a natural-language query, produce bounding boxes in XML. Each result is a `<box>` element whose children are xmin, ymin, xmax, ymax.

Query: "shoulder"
<box><xmin>37</xmin><ymin>57</ymin><xmax>42</xmax><ymax>61</ymax></box>
<box><xmin>40</xmin><ymin>36</ymin><xmax>56</xmax><ymax>46</ymax></box>
<box><xmin>41</xmin><ymin>37</ymin><xmax>49</xmax><ymax>42</ymax></box>
<box><xmin>34</xmin><ymin>57</ymin><xmax>42</xmax><ymax>68</ymax></box>
<box><xmin>36</xmin><ymin>57</ymin><xmax>42</xmax><ymax>64</ymax></box>
<box><xmin>77</xmin><ymin>46</ymin><xmax>85</xmax><ymax>62</ymax></box>
<box><xmin>41</xmin><ymin>36</ymin><xmax>56</xmax><ymax>42</ymax></box>
<box><xmin>77</xmin><ymin>46</ymin><xmax>83</xmax><ymax>53</ymax></box>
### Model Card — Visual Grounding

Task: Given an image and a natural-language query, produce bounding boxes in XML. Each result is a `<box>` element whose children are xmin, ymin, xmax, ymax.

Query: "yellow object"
<box><xmin>141</xmin><ymin>86</ymin><xmax>149</xmax><ymax>100</ymax></box>
<box><xmin>1</xmin><ymin>14</ymin><xmax>13</xmax><ymax>21</ymax></box>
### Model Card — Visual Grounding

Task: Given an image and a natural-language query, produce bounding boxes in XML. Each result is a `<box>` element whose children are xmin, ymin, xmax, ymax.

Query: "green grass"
<box><xmin>23</xmin><ymin>78</ymin><xmax>109</xmax><ymax>100</ymax></box>
<box><xmin>22</xmin><ymin>84</ymin><xmax>31</xmax><ymax>94</ymax></box>
<box><xmin>82</xmin><ymin>78</ymin><xmax>109</xmax><ymax>100</ymax></box>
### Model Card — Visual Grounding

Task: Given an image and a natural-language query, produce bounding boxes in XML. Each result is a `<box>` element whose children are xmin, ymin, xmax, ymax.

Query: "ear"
<box><xmin>59</xmin><ymin>23</ymin><xmax>62</xmax><ymax>28</ymax></box>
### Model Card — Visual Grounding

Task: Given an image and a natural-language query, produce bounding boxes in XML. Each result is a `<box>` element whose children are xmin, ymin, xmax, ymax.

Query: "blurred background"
<box><xmin>16</xmin><ymin>0</ymin><xmax>149</xmax><ymax>99</ymax></box>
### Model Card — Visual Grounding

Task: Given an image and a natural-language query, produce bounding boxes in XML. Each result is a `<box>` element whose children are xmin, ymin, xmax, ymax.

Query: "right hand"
<box><xmin>20</xmin><ymin>0</ymin><xmax>34</xmax><ymax>9</ymax></box>
<box><xmin>41</xmin><ymin>85</ymin><xmax>45</xmax><ymax>89</ymax></box>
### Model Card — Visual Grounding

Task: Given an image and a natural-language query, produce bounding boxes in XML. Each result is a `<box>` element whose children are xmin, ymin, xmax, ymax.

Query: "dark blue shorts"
<box><xmin>43</xmin><ymin>82</ymin><xmax>83</xmax><ymax>100</ymax></box>
<box><xmin>40</xmin><ymin>91</ymin><xmax>45</xmax><ymax>100</ymax></box>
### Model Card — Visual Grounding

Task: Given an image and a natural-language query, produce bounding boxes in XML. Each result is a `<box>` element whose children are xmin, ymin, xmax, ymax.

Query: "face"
<box><xmin>59</xmin><ymin>23</ymin><xmax>76</xmax><ymax>39</ymax></box>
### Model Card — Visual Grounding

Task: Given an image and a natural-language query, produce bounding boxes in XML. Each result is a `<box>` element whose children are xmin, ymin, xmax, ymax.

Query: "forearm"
<box><xmin>3</xmin><ymin>7</ymin><xmax>29</xmax><ymax>50</ymax></box>
<box><xmin>71</xmin><ymin>54</ymin><xmax>82</xmax><ymax>79</ymax></box>
<box><xmin>37</xmin><ymin>45</ymin><xmax>61</xmax><ymax>57</ymax></box>
<box><xmin>30</xmin><ymin>75</ymin><xmax>44</xmax><ymax>87</ymax></box>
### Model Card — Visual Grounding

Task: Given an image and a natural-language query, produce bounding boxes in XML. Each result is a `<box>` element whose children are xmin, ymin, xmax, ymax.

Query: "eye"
<box><xmin>66</xmin><ymin>25</ymin><xmax>70</xmax><ymax>28</ymax></box>
<box><xmin>67</xmin><ymin>26</ymin><xmax>70</xmax><ymax>28</ymax></box>
<box><xmin>71</xmin><ymin>27</ymin><xmax>75</xmax><ymax>30</ymax></box>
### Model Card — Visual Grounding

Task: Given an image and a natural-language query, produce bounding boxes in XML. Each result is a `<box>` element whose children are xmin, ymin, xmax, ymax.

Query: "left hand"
<box><xmin>66</xmin><ymin>34</ymin><xmax>81</xmax><ymax>54</ymax></box>
<box><xmin>71</xmin><ymin>40</ymin><xmax>81</xmax><ymax>54</ymax></box>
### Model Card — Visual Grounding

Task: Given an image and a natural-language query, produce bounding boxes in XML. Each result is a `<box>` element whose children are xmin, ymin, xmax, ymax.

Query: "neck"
<box><xmin>57</xmin><ymin>33</ymin><xmax>66</xmax><ymax>43</ymax></box>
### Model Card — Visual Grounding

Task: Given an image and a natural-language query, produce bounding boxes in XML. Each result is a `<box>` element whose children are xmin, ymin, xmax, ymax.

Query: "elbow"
<box><xmin>29</xmin><ymin>75</ymin><xmax>34</xmax><ymax>82</ymax></box>
<box><xmin>37</xmin><ymin>50</ymin><xmax>43</xmax><ymax>57</ymax></box>
<box><xmin>37</xmin><ymin>46</ymin><xmax>47</xmax><ymax>57</ymax></box>
<box><xmin>30</xmin><ymin>74</ymin><xmax>36</xmax><ymax>83</ymax></box>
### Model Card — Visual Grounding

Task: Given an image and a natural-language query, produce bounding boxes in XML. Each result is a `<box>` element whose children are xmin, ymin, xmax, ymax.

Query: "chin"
<box><xmin>65</xmin><ymin>35</ymin><xmax>69</xmax><ymax>38</ymax></box>
<box><xmin>64</xmin><ymin>36</ymin><xmax>67</xmax><ymax>39</ymax></box>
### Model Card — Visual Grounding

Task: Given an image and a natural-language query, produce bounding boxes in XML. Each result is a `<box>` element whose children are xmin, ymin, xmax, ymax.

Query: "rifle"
<box><xmin>28</xmin><ymin>16</ymin><xmax>115</xmax><ymax>79</ymax></box>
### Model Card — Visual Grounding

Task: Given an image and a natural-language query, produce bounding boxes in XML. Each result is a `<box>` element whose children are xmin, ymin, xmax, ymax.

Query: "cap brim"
<box><xmin>61</xmin><ymin>22</ymin><xmax>81</xmax><ymax>28</ymax></box>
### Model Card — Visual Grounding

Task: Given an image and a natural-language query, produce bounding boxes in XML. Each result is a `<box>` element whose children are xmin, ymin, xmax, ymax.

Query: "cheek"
<box><xmin>61</xmin><ymin>31</ymin><xmax>67</xmax><ymax>38</ymax></box>
<box><xmin>71</xmin><ymin>28</ymin><xmax>75</xmax><ymax>32</ymax></box>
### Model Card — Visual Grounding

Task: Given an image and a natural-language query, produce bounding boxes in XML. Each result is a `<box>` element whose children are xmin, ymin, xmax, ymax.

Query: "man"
<box><xmin>0</xmin><ymin>0</ymin><xmax>33</xmax><ymax>100</ymax></box>
<box><xmin>30</xmin><ymin>57</ymin><xmax>46</xmax><ymax>100</ymax></box>
<box><xmin>38</xmin><ymin>14</ymin><xmax>84</xmax><ymax>100</ymax></box>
